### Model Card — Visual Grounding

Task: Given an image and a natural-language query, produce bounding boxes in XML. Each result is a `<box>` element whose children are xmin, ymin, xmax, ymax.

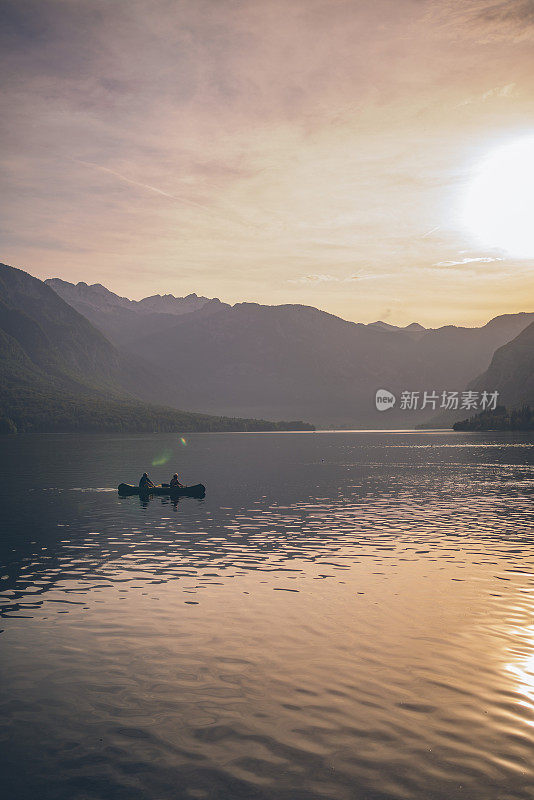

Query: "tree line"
<box><xmin>453</xmin><ymin>405</ymin><xmax>533</xmax><ymax>431</ymax></box>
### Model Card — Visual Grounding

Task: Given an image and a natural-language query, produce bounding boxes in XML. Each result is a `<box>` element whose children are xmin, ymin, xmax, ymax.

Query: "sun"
<box><xmin>463</xmin><ymin>135</ymin><xmax>534</xmax><ymax>258</ymax></box>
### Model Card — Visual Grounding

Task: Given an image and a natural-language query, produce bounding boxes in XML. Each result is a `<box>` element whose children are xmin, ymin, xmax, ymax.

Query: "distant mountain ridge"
<box><xmin>367</xmin><ymin>320</ymin><xmax>426</xmax><ymax>337</ymax></box>
<box><xmin>47</xmin><ymin>276</ymin><xmax>534</xmax><ymax>428</ymax></box>
<box><xmin>0</xmin><ymin>264</ymin><xmax>313</xmax><ymax>433</ymax></box>
<box><xmin>45</xmin><ymin>278</ymin><xmax>430</xmax><ymax>338</ymax></box>
<box><xmin>45</xmin><ymin>278</ymin><xmax>219</xmax><ymax>347</ymax></box>
<box><xmin>46</xmin><ymin>278</ymin><xmax>213</xmax><ymax>315</ymax></box>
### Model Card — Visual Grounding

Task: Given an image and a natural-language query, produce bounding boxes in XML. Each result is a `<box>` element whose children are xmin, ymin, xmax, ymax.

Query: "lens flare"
<box><xmin>152</xmin><ymin>448</ymin><xmax>173</xmax><ymax>466</ymax></box>
<box><xmin>180</xmin><ymin>437</ymin><xmax>187</xmax><ymax>446</ymax></box>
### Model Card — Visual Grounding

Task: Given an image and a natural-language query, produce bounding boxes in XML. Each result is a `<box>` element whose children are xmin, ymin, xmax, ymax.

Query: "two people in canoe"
<box><xmin>139</xmin><ymin>472</ymin><xmax>183</xmax><ymax>490</ymax></box>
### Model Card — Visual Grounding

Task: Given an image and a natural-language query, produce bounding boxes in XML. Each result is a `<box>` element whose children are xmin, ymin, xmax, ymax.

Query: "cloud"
<box><xmin>421</xmin><ymin>226</ymin><xmax>441</xmax><ymax>238</ymax></box>
<box><xmin>288</xmin><ymin>271</ymin><xmax>391</xmax><ymax>284</ymax></box>
<box><xmin>1</xmin><ymin>0</ymin><xmax>532</xmax><ymax>326</ymax></box>
<box><xmin>433</xmin><ymin>257</ymin><xmax>504</xmax><ymax>266</ymax></box>
<box><xmin>288</xmin><ymin>274</ymin><xmax>338</xmax><ymax>285</ymax></box>
<box><xmin>73</xmin><ymin>158</ymin><xmax>254</xmax><ymax>229</ymax></box>
<box><xmin>428</xmin><ymin>1</ymin><xmax>534</xmax><ymax>41</ymax></box>
<box><xmin>480</xmin><ymin>83</ymin><xmax>517</xmax><ymax>100</ymax></box>
<box><xmin>474</xmin><ymin>0</ymin><xmax>534</xmax><ymax>32</ymax></box>
<box><xmin>456</xmin><ymin>83</ymin><xmax>518</xmax><ymax>107</ymax></box>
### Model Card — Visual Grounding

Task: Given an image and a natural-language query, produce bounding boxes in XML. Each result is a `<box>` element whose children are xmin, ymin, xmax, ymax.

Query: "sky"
<box><xmin>1</xmin><ymin>0</ymin><xmax>534</xmax><ymax>327</ymax></box>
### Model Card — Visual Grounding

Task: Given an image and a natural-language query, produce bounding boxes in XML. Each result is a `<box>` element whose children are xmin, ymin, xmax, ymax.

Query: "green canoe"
<box><xmin>118</xmin><ymin>483</ymin><xmax>206</xmax><ymax>498</ymax></box>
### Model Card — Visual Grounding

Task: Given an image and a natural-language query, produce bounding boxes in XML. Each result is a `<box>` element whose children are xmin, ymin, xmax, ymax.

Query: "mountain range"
<box><xmin>46</xmin><ymin>277</ymin><xmax>534</xmax><ymax>428</ymax></box>
<box><xmin>0</xmin><ymin>263</ymin><xmax>313</xmax><ymax>433</ymax></box>
<box><xmin>46</xmin><ymin>278</ymin><xmax>214</xmax><ymax>347</ymax></box>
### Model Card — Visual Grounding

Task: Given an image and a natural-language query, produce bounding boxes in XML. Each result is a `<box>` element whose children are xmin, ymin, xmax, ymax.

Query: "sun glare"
<box><xmin>463</xmin><ymin>135</ymin><xmax>534</xmax><ymax>258</ymax></box>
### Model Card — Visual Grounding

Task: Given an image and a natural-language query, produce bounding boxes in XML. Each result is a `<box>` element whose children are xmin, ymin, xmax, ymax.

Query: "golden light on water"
<box><xmin>504</xmin><ymin>620</ymin><xmax>534</xmax><ymax>724</ymax></box>
<box><xmin>508</xmin><ymin>659</ymin><xmax>534</xmax><ymax>706</ymax></box>
<box><xmin>463</xmin><ymin>135</ymin><xmax>534</xmax><ymax>258</ymax></box>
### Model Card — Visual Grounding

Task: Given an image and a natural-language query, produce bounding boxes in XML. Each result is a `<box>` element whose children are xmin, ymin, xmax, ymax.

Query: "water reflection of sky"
<box><xmin>1</xmin><ymin>431</ymin><xmax>533</xmax><ymax>800</ymax></box>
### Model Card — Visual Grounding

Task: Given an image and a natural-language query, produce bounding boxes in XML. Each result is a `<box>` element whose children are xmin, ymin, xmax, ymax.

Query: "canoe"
<box><xmin>118</xmin><ymin>483</ymin><xmax>206</xmax><ymax>498</ymax></box>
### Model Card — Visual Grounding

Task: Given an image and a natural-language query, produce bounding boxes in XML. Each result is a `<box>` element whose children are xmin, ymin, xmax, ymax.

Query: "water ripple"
<box><xmin>1</xmin><ymin>430</ymin><xmax>533</xmax><ymax>800</ymax></box>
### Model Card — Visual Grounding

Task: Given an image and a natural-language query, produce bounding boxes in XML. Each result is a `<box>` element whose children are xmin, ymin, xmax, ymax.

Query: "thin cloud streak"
<box><xmin>422</xmin><ymin>226</ymin><xmax>441</xmax><ymax>238</ymax></box>
<box><xmin>72</xmin><ymin>158</ymin><xmax>255</xmax><ymax>230</ymax></box>
<box><xmin>434</xmin><ymin>257</ymin><xmax>504</xmax><ymax>266</ymax></box>
<box><xmin>288</xmin><ymin>271</ymin><xmax>392</xmax><ymax>285</ymax></box>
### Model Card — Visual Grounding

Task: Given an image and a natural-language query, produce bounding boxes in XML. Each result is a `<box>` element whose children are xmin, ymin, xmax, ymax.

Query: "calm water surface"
<box><xmin>1</xmin><ymin>431</ymin><xmax>533</xmax><ymax>800</ymax></box>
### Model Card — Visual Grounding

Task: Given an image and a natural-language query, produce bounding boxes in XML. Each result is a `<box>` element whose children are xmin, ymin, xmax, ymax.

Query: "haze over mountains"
<box><xmin>0</xmin><ymin>264</ymin><xmax>312</xmax><ymax>433</ymax></box>
<box><xmin>46</xmin><ymin>279</ymin><xmax>215</xmax><ymax>347</ymax></box>
<box><xmin>47</xmin><ymin>278</ymin><xmax>534</xmax><ymax>428</ymax></box>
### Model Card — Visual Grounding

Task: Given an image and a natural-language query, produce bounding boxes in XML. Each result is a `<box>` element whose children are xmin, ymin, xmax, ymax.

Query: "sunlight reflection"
<box><xmin>505</xmin><ymin>624</ymin><xmax>534</xmax><ymax>713</ymax></box>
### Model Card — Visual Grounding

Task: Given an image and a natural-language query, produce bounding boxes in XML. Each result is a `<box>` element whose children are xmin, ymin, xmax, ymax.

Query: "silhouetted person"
<box><xmin>139</xmin><ymin>472</ymin><xmax>155</xmax><ymax>490</ymax></box>
<box><xmin>170</xmin><ymin>473</ymin><xmax>183</xmax><ymax>488</ymax></box>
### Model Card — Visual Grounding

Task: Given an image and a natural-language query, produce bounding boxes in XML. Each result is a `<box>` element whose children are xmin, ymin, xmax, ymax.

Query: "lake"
<box><xmin>1</xmin><ymin>430</ymin><xmax>533</xmax><ymax>800</ymax></box>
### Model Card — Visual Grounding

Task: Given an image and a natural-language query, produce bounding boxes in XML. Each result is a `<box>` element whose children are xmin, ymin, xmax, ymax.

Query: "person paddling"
<box><xmin>139</xmin><ymin>472</ymin><xmax>155</xmax><ymax>490</ymax></box>
<box><xmin>170</xmin><ymin>473</ymin><xmax>183</xmax><ymax>488</ymax></box>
